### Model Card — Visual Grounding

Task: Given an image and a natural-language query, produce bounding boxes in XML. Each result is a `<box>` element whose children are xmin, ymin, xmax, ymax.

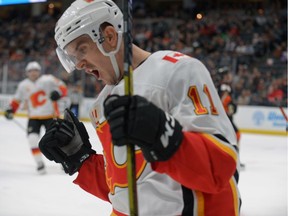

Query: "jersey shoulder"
<box><xmin>138</xmin><ymin>51</ymin><xmax>210</xmax><ymax>89</ymax></box>
<box><xmin>37</xmin><ymin>74</ymin><xmax>63</xmax><ymax>86</ymax></box>
<box><xmin>18</xmin><ymin>78</ymin><xmax>33</xmax><ymax>89</ymax></box>
<box><xmin>148</xmin><ymin>51</ymin><xmax>208</xmax><ymax>76</ymax></box>
<box><xmin>38</xmin><ymin>74</ymin><xmax>55</xmax><ymax>81</ymax></box>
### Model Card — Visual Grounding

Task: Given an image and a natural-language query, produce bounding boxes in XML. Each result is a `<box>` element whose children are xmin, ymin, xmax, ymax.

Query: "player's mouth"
<box><xmin>86</xmin><ymin>69</ymin><xmax>100</xmax><ymax>79</ymax></box>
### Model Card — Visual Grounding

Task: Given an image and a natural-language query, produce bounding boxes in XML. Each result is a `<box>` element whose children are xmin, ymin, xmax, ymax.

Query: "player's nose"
<box><xmin>75</xmin><ymin>59</ymin><xmax>87</xmax><ymax>70</ymax></box>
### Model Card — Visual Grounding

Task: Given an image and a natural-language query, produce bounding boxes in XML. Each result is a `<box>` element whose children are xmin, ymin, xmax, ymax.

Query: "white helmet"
<box><xmin>55</xmin><ymin>0</ymin><xmax>123</xmax><ymax>77</ymax></box>
<box><xmin>220</xmin><ymin>84</ymin><xmax>231</xmax><ymax>93</ymax></box>
<box><xmin>25</xmin><ymin>61</ymin><xmax>41</xmax><ymax>72</ymax></box>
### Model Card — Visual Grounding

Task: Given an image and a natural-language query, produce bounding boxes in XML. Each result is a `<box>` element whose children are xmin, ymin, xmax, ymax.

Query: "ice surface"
<box><xmin>0</xmin><ymin>116</ymin><xmax>111</xmax><ymax>216</ymax></box>
<box><xmin>0</xmin><ymin>116</ymin><xmax>287</xmax><ymax>216</ymax></box>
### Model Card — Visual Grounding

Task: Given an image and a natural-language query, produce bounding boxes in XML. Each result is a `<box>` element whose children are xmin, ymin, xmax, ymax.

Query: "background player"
<box><xmin>4</xmin><ymin>61</ymin><xmax>68</xmax><ymax>174</ymax></box>
<box><xmin>220</xmin><ymin>83</ymin><xmax>245</xmax><ymax>169</ymax></box>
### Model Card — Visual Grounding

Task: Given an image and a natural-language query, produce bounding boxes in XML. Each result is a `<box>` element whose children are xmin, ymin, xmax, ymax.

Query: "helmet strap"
<box><xmin>97</xmin><ymin>32</ymin><xmax>123</xmax><ymax>84</ymax></box>
<box><xmin>109</xmin><ymin>54</ymin><xmax>120</xmax><ymax>83</ymax></box>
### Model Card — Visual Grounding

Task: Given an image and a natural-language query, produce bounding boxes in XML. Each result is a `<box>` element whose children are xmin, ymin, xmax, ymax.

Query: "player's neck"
<box><xmin>29</xmin><ymin>77</ymin><xmax>39</xmax><ymax>82</ymax></box>
<box><xmin>132</xmin><ymin>44</ymin><xmax>151</xmax><ymax>69</ymax></box>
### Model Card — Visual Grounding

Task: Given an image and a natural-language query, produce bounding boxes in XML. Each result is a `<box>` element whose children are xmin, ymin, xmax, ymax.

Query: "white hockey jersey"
<box><xmin>74</xmin><ymin>51</ymin><xmax>241</xmax><ymax>216</ymax></box>
<box><xmin>10</xmin><ymin>74</ymin><xmax>67</xmax><ymax>119</ymax></box>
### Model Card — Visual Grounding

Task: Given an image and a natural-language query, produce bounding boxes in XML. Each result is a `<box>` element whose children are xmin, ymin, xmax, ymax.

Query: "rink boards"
<box><xmin>0</xmin><ymin>94</ymin><xmax>287</xmax><ymax>136</ymax></box>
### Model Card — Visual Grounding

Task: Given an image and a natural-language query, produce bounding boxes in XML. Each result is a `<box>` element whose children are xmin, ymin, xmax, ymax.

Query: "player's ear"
<box><xmin>103</xmin><ymin>26</ymin><xmax>118</xmax><ymax>49</ymax></box>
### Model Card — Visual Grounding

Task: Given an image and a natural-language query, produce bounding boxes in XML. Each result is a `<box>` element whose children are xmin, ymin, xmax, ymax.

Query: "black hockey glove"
<box><xmin>227</xmin><ymin>102</ymin><xmax>237</xmax><ymax>116</ymax></box>
<box><xmin>38</xmin><ymin>109</ymin><xmax>95</xmax><ymax>175</ymax></box>
<box><xmin>4</xmin><ymin>108</ymin><xmax>14</xmax><ymax>120</ymax></box>
<box><xmin>50</xmin><ymin>90</ymin><xmax>61</xmax><ymax>101</ymax></box>
<box><xmin>104</xmin><ymin>95</ymin><xmax>183</xmax><ymax>162</ymax></box>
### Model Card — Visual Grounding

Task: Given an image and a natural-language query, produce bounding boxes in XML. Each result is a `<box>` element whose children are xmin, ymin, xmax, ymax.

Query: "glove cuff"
<box><xmin>142</xmin><ymin>112</ymin><xmax>183</xmax><ymax>162</ymax></box>
<box><xmin>64</xmin><ymin>145</ymin><xmax>96</xmax><ymax>175</ymax></box>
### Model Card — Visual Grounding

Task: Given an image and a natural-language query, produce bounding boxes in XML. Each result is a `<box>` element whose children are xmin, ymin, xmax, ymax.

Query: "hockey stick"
<box><xmin>279</xmin><ymin>106</ymin><xmax>288</xmax><ymax>131</ymax></box>
<box><xmin>275</xmin><ymin>98</ymin><xmax>287</xmax><ymax>131</ymax></box>
<box><xmin>123</xmin><ymin>0</ymin><xmax>138</xmax><ymax>215</ymax></box>
<box><xmin>52</xmin><ymin>101</ymin><xmax>60</xmax><ymax>119</ymax></box>
<box><xmin>279</xmin><ymin>106</ymin><xmax>288</xmax><ymax>121</ymax></box>
<box><xmin>12</xmin><ymin>118</ymin><xmax>26</xmax><ymax>132</ymax></box>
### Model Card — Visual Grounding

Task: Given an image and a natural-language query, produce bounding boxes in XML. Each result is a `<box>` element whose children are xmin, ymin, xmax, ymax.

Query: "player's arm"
<box><xmin>152</xmin><ymin>59</ymin><xmax>238</xmax><ymax>193</ymax></box>
<box><xmin>4</xmin><ymin>99</ymin><xmax>20</xmax><ymax>119</ymax></box>
<box><xmin>73</xmin><ymin>154</ymin><xmax>110</xmax><ymax>202</ymax></box>
<box><xmin>50</xmin><ymin>76</ymin><xmax>68</xmax><ymax>101</ymax></box>
<box><xmin>38</xmin><ymin>109</ymin><xmax>110</xmax><ymax>201</ymax></box>
<box><xmin>4</xmin><ymin>83</ymin><xmax>24</xmax><ymax>119</ymax></box>
<box><xmin>151</xmin><ymin>132</ymin><xmax>237</xmax><ymax>193</ymax></box>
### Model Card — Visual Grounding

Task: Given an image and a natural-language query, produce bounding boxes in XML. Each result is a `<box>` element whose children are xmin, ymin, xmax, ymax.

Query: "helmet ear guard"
<box><xmin>55</xmin><ymin>0</ymin><xmax>123</xmax><ymax>76</ymax></box>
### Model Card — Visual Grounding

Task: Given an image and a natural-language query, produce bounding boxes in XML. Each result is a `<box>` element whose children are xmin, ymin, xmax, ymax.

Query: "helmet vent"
<box><xmin>66</xmin><ymin>20</ymin><xmax>81</xmax><ymax>33</ymax></box>
<box><xmin>105</xmin><ymin>2</ymin><xmax>113</xmax><ymax>7</ymax></box>
<box><xmin>68</xmin><ymin>26</ymin><xmax>81</xmax><ymax>35</ymax></box>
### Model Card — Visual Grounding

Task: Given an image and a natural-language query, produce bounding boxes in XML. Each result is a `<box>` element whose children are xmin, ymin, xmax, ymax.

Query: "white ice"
<box><xmin>0</xmin><ymin>116</ymin><xmax>287</xmax><ymax>216</ymax></box>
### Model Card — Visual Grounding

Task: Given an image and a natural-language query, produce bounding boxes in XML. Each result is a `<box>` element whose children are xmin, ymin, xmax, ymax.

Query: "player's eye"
<box><xmin>79</xmin><ymin>47</ymin><xmax>87</xmax><ymax>55</ymax></box>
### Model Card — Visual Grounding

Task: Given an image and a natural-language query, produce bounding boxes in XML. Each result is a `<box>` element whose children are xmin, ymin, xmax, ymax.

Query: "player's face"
<box><xmin>65</xmin><ymin>35</ymin><xmax>119</xmax><ymax>85</ymax></box>
<box><xmin>27</xmin><ymin>70</ymin><xmax>40</xmax><ymax>82</ymax></box>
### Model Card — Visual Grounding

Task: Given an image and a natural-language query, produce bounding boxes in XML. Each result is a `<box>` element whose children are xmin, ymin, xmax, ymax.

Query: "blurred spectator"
<box><xmin>0</xmin><ymin>2</ymin><xmax>286</xmax><ymax>108</ymax></box>
<box><xmin>237</xmin><ymin>89</ymin><xmax>252</xmax><ymax>105</ymax></box>
<box><xmin>267</xmin><ymin>78</ymin><xmax>285</xmax><ymax>106</ymax></box>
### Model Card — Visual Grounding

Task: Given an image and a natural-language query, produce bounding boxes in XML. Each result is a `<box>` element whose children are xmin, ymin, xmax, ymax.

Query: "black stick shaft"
<box><xmin>123</xmin><ymin>0</ymin><xmax>138</xmax><ymax>215</ymax></box>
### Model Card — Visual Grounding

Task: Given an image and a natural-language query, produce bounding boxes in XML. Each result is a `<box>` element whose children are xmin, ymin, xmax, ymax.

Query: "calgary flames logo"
<box><xmin>30</xmin><ymin>90</ymin><xmax>46</xmax><ymax>108</ymax></box>
<box><xmin>97</xmin><ymin>121</ymin><xmax>146</xmax><ymax>194</ymax></box>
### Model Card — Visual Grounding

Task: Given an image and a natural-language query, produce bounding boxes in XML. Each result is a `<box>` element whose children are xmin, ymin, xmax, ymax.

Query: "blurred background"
<box><xmin>0</xmin><ymin>0</ymin><xmax>287</xmax><ymax>125</ymax></box>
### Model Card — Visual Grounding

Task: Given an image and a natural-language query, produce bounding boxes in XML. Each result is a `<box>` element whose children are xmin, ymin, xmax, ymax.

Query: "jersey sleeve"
<box><xmin>9</xmin><ymin>81</ymin><xmax>25</xmax><ymax>112</ymax></box>
<box><xmin>151</xmin><ymin>132</ymin><xmax>238</xmax><ymax>193</ymax></box>
<box><xmin>222</xmin><ymin>95</ymin><xmax>232</xmax><ymax>113</ymax></box>
<box><xmin>73</xmin><ymin>154</ymin><xmax>110</xmax><ymax>202</ymax></box>
<box><xmin>53</xmin><ymin>75</ymin><xmax>68</xmax><ymax>97</ymax></box>
<box><xmin>165</xmin><ymin>56</ymin><xmax>237</xmax><ymax>144</ymax></box>
<box><xmin>58</xmin><ymin>81</ymin><xmax>68</xmax><ymax>97</ymax></box>
<box><xmin>151</xmin><ymin>55</ymin><xmax>238</xmax><ymax>193</ymax></box>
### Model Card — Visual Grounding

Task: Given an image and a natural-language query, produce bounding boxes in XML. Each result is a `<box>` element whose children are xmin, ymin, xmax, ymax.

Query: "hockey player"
<box><xmin>220</xmin><ymin>84</ymin><xmax>245</xmax><ymax>169</ymax></box>
<box><xmin>39</xmin><ymin>0</ymin><xmax>241</xmax><ymax>215</ymax></box>
<box><xmin>4</xmin><ymin>61</ymin><xmax>68</xmax><ymax>174</ymax></box>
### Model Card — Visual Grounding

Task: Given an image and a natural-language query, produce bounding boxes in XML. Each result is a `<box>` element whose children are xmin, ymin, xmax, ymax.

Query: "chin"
<box><xmin>105</xmin><ymin>81</ymin><xmax>114</xmax><ymax>85</ymax></box>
